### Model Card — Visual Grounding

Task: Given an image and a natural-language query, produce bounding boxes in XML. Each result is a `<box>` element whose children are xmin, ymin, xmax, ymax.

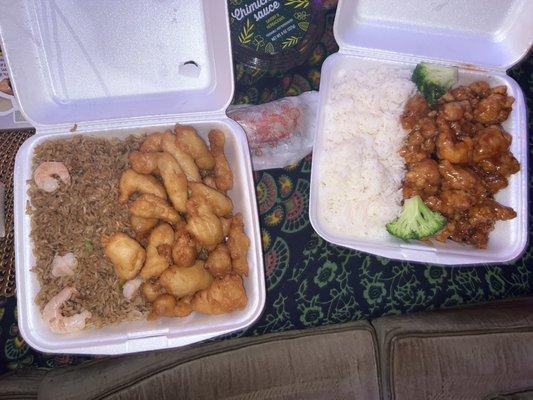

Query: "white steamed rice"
<box><xmin>318</xmin><ymin>64</ymin><xmax>416</xmax><ymax>239</ymax></box>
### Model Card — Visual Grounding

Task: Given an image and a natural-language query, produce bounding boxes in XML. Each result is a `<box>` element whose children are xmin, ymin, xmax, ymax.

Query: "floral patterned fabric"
<box><xmin>0</xmin><ymin>7</ymin><xmax>532</xmax><ymax>374</ymax></box>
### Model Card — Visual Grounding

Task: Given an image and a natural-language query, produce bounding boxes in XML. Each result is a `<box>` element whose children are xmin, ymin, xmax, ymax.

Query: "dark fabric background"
<box><xmin>0</xmin><ymin>7</ymin><xmax>531</xmax><ymax>373</ymax></box>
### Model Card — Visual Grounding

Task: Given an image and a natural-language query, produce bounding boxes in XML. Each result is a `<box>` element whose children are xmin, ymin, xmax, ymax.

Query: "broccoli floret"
<box><xmin>411</xmin><ymin>62</ymin><xmax>458</xmax><ymax>106</ymax></box>
<box><xmin>386</xmin><ymin>196</ymin><xmax>447</xmax><ymax>241</ymax></box>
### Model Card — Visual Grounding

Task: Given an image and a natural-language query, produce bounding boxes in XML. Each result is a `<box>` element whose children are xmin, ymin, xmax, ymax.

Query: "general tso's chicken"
<box><xmin>191</xmin><ymin>274</ymin><xmax>247</xmax><ymax>315</ymax></box>
<box><xmin>472</xmin><ymin>125</ymin><xmax>512</xmax><ymax>163</ymax></box>
<box><xmin>400</xmin><ymin>130</ymin><xmax>436</xmax><ymax>166</ymax></box>
<box><xmin>400</xmin><ymin>94</ymin><xmax>430</xmax><ymax>130</ymax></box>
<box><xmin>130</xmin><ymin>194</ymin><xmax>181</xmax><ymax>225</ymax></box>
<box><xmin>129</xmin><ymin>151</ymin><xmax>159</xmax><ymax>175</ymax></box>
<box><xmin>148</xmin><ymin>294</ymin><xmax>193</xmax><ymax>319</ymax></box>
<box><xmin>102</xmin><ymin>233</ymin><xmax>146</xmax><ymax>281</ymax></box>
<box><xmin>208</xmin><ymin>129</ymin><xmax>234</xmax><ymax>192</ymax></box>
<box><xmin>156</xmin><ymin>152</ymin><xmax>188</xmax><ymax>212</ymax></box>
<box><xmin>436</xmin><ymin>117</ymin><xmax>473</xmax><ymax>164</ymax></box>
<box><xmin>438</xmin><ymin>160</ymin><xmax>486</xmax><ymax>197</ymax></box>
<box><xmin>140</xmin><ymin>223</ymin><xmax>175</xmax><ymax>280</ymax></box>
<box><xmin>189</xmin><ymin>182</ymin><xmax>233</xmax><ymax>217</ymax></box>
<box><xmin>142</xmin><ymin>280</ymin><xmax>165</xmax><ymax>302</ymax></box>
<box><xmin>426</xmin><ymin>189</ymin><xmax>477</xmax><ymax>217</ymax></box>
<box><xmin>186</xmin><ymin>197</ymin><xmax>223</xmax><ymax>249</ymax></box>
<box><xmin>159</xmin><ymin>261</ymin><xmax>213</xmax><ymax>298</ymax></box>
<box><xmin>130</xmin><ymin>215</ymin><xmax>158</xmax><ymax>237</ymax></box>
<box><xmin>205</xmin><ymin>244</ymin><xmax>232</xmax><ymax>278</ymax></box>
<box><xmin>118</xmin><ymin>169</ymin><xmax>167</xmax><ymax>204</ymax></box>
<box><xmin>227</xmin><ymin>213</ymin><xmax>250</xmax><ymax>276</ymax></box>
<box><xmin>171</xmin><ymin>229</ymin><xmax>197</xmax><ymax>268</ymax></box>
<box><xmin>469</xmin><ymin>81</ymin><xmax>491</xmax><ymax>97</ymax></box>
<box><xmin>473</xmin><ymin>93</ymin><xmax>514</xmax><ymax>125</ymax></box>
<box><xmin>175</xmin><ymin>125</ymin><xmax>215</xmax><ymax>170</ymax></box>
<box><xmin>402</xmin><ymin>159</ymin><xmax>440</xmax><ymax>199</ymax></box>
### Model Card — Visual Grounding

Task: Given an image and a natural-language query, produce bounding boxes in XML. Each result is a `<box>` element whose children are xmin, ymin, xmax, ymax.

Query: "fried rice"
<box><xmin>29</xmin><ymin>135</ymin><xmax>149</xmax><ymax>328</ymax></box>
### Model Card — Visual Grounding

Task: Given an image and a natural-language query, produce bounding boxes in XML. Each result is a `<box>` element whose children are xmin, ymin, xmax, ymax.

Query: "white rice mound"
<box><xmin>318</xmin><ymin>64</ymin><xmax>416</xmax><ymax>239</ymax></box>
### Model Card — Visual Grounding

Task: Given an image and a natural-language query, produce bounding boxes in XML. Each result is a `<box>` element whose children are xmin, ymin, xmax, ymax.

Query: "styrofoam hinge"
<box><xmin>33</xmin><ymin>110</ymin><xmax>228</xmax><ymax>135</ymax></box>
<box><xmin>337</xmin><ymin>47</ymin><xmax>504</xmax><ymax>73</ymax></box>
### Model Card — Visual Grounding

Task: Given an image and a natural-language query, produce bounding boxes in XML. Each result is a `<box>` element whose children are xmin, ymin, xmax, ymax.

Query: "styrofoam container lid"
<box><xmin>334</xmin><ymin>0</ymin><xmax>533</xmax><ymax>69</ymax></box>
<box><xmin>0</xmin><ymin>0</ymin><xmax>234</xmax><ymax>126</ymax></box>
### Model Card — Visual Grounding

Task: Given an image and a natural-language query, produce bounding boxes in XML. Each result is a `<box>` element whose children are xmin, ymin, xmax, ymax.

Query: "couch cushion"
<box><xmin>373</xmin><ymin>297</ymin><xmax>533</xmax><ymax>400</ymax></box>
<box><xmin>0</xmin><ymin>368</ymin><xmax>47</xmax><ymax>400</ymax></box>
<box><xmin>486</xmin><ymin>387</ymin><xmax>533</xmax><ymax>400</ymax></box>
<box><xmin>39</xmin><ymin>321</ymin><xmax>380</xmax><ymax>400</ymax></box>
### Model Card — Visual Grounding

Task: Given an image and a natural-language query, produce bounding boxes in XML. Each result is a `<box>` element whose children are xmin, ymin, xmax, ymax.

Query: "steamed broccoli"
<box><xmin>386</xmin><ymin>196</ymin><xmax>446</xmax><ymax>241</ymax></box>
<box><xmin>411</xmin><ymin>62</ymin><xmax>458</xmax><ymax>106</ymax></box>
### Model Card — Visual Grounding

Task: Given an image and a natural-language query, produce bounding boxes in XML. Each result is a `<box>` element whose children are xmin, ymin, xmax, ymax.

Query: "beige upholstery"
<box><xmin>38</xmin><ymin>321</ymin><xmax>380</xmax><ymax>400</ymax></box>
<box><xmin>373</xmin><ymin>298</ymin><xmax>533</xmax><ymax>400</ymax></box>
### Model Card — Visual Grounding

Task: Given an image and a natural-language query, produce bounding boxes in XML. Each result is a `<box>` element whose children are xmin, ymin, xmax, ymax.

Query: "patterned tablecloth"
<box><xmin>0</xmin><ymin>7</ymin><xmax>532</xmax><ymax>373</ymax></box>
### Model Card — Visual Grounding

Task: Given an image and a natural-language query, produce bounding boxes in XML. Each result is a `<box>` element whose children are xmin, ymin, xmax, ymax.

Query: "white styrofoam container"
<box><xmin>0</xmin><ymin>0</ymin><xmax>265</xmax><ymax>354</ymax></box>
<box><xmin>310</xmin><ymin>0</ymin><xmax>532</xmax><ymax>265</ymax></box>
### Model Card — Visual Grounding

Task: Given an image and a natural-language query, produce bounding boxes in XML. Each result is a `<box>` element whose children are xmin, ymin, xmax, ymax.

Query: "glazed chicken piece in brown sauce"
<box><xmin>399</xmin><ymin>81</ymin><xmax>519</xmax><ymax>248</ymax></box>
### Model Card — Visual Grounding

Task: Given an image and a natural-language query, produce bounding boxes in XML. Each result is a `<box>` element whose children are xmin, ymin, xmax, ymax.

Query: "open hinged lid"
<box><xmin>0</xmin><ymin>0</ymin><xmax>234</xmax><ymax>127</ymax></box>
<box><xmin>334</xmin><ymin>0</ymin><xmax>533</xmax><ymax>70</ymax></box>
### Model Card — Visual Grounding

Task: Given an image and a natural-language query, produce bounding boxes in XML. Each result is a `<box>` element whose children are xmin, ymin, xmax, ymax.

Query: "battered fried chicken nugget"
<box><xmin>130</xmin><ymin>194</ymin><xmax>181</xmax><ymax>225</ymax></box>
<box><xmin>148</xmin><ymin>294</ymin><xmax>193</xmax><ymax>319</ymax></box>
<box><xmin>172</xmin><ymin>229</ymin><xmax>197</xmax><ymax>268</ymax></box>
<box><xmin>227</xmin><ymin>213</ymin><xmax>250</xmax><ymax>276</ymax></box>
<box><xmin>160</xmin><ymin>131</ymin><xmax>201</xmax><ymax>182</ymax></box>
<box><xmin>102</xmin><ymin>233</ymin><xmax>146</xmax><ymax>281</ymax></box>
<box><xmin>205</xmin><ymin>244</ymin><xmax>232</xmax><ymax>278</ymax></box>
<box><xmin>191</xmin><ymin>274</ymin><xmax>247</xmax><ymax>315</ymax></box>
<box><xmin>140</xmin><ymin>223</ymin><xmax>175</xmax><ymax>280</ymax></box>
<box><xmin>203</xmin><ymin>175</ymin><xmax>217</xmax><ymax>189</ymax></box>
<box><xmin>157</xmin><ymin>152</ymin><xmax>188</xmax><ymax>213</ymax></box>
<box><xmin>189</xmin><ymin>182</ymin><xmax>233</xmax><ymax>217</ymax></box>
<box><xmin>175</xmin><ymin>124</ymin><xmax>215</xmax><ymax>170</ymax></box>
<box><xmin>129</xmin><ymin>151</ymin><xmax>159</xmax><ymax>175</ymax></box>
<box><xmin>118</xmin><ymin>169</ymin><xmax>167</xmax><ymax>204</ymax></box>
<box><xmin>138</xmin><ymin>132</ymin><xmax>201</xmax><ymax>182</ymax></box>
<box><xmin>159</xmin><ymin>261</ymin><xmax>213</xmax><ymax>298</ymax></box>
<box><xmin>220</xmin><ymin>217</ymin><xmax>232</xmax><ymax>238</ymax></box>
<box><xmin>208</xmin><ymin>129</ymin><xmax>233</xmax><ymax>192</ymax></box>
<box><xmin>130</xmin><ymin>215</ymin><xmax>158</xmax><ymax>236</ymax></box>
<box><xmin>186</xmin><ymin>198</ymin><xmax>223</xmax><ymax>249</ymax></box>
<box><xmin>142</xmin><ymin>280</ymin><xmax>165</xmax><ymax>302</ymax></box>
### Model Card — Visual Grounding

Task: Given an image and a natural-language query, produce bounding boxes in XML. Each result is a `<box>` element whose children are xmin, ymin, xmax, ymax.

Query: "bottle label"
<box><xmin>229</xmin><ymin>0</ymin><xmax>312</xmax><ymax>55</ymax></box>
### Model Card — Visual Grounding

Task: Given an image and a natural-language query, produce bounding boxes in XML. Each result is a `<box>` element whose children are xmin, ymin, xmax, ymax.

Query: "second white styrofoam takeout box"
<box><xmin>310</xmin><ymin>0</ymin><xmax>532</xmax><ymax>265</ymax></box>
<box><xmin>0</xmin><ymin>0</ymin><xmax>265</xmax><ymax>354</ymax></box>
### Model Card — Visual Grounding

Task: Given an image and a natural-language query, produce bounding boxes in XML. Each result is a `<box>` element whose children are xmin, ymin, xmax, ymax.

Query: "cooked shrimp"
<box><xmin>123</xmin><ymin>277</ymin><xmax>143</xmax><ymax>301</ymax></box>
<box><xmin>220</xmin><ymin>216</ymin><xmax>232</xmax><ymax>238</ymax></box>
<box><xmin>34</xmin><ymin>162</ymin><xmax>71</xmax><ymax>192</ymax></box>
<box><xmin>175</xmin><ymin>124</ymin><xmax>215</xmax><ymax>170</ymax></box>
<box><xmin>130</xmin><ymin>194</ymin><xmax>182</xmax><ymax>225</ymax></box>
<box><xmin>436</xmin><ymin>118</ymin><xmax>473</xmax><ymax>164</ymax></box>
<box><xmin>189</xmin><ymin>182</ymin><xmax>233</xmax><ymax>216</ymax></box>
<box><xmin>42</xmin><ymin>287</ymin><xmax>92</xmax><ymax>334</ymax></box>
<box><xmin>205</xmin><ymin>243</ymin><xmax>232</xmax><ymax>278</ymax></box>
<box><xmin>140</xmin><ymin>132</ymin><xmax>165</xmax><ymax>153</ymax></box>
<box><xmin>159</xmin><ymin>261</ymin><xmax>213</xmax><ymax>298</ymax></box>
<box><xmin>51</xmin><ymin>252</ymin><xmax>77</xmax><ymax>277</ymax></box>
<box><xmin>208</xmin><ymin>129</ymin><xmax>233</xmax><ymax>192</ymax></box>
<box><xmin>118</xmin><ymin>169</ymin><xmax>167</xmax><ymax>204</ymax></box>
<box><xmin>203</xmin><ymin>175</ymin><xmax>217</xmax><ymax>189</ymax></box>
